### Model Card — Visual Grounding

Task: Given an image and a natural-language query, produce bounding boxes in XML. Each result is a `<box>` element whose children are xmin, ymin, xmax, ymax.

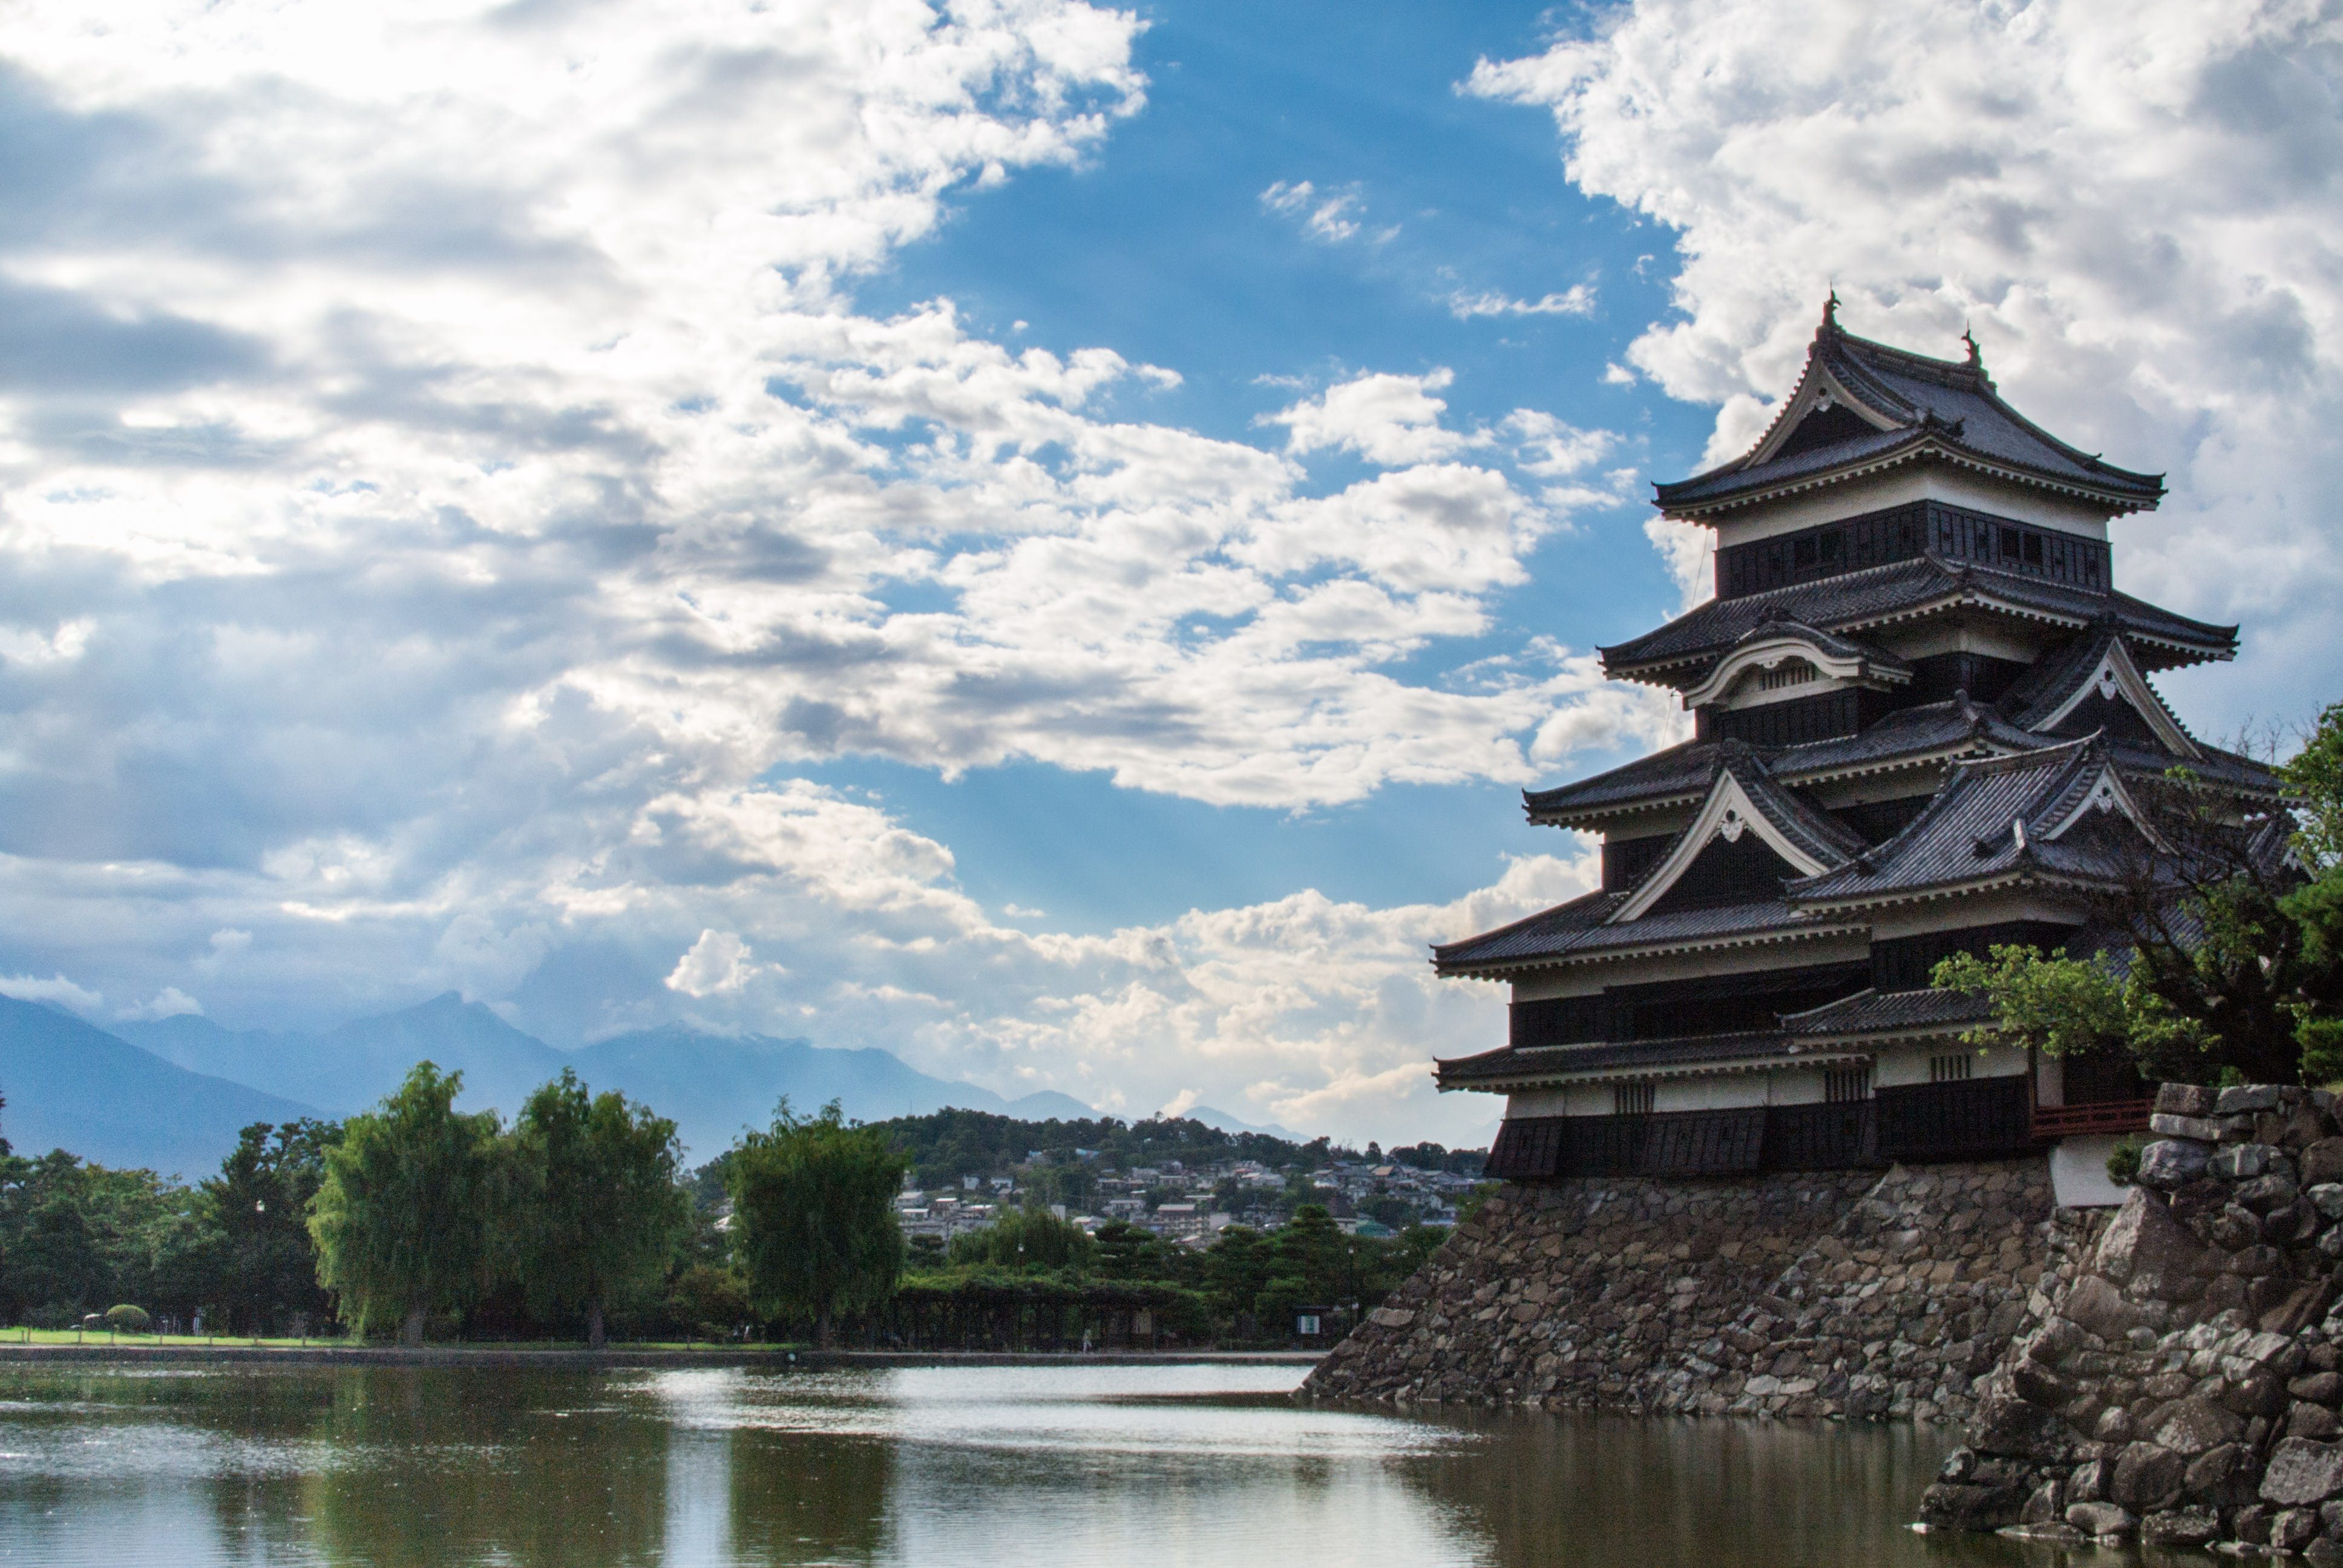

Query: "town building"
<box><xmin>1435</xmin><ymin>305</ymin><xmax>2278</xmax><ymax>1195</ymax></box>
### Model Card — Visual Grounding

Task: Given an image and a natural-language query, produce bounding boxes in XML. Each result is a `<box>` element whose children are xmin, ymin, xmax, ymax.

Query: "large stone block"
<box><xmin>2304</xmin><ymin>1139</ymin><xmax>2343</xmax><ymax>1189</ymax></box>
<box><xmin>2111</xmin><ymin>1442</ymin><xmax>2187</xmax><ymax>1514</ymax></box>
<box><xmin>2065</xmin><ymin>1501</ymin><xmax>2135</xmax><ymax>1537</ymax></box>
<box><xmin>2219</xmin><ymin>1085</ymin><xmax>2287</xmax><ymax>1116</ymax></box>
<box><xmin>2063</xmin><ymin>1276</ymin><xmax>2135</xmax><ymax>1341</ymax></box>
<box><xmin>1919</xmin><ymin>1481</ymin><xmax>2027</xmax><ymax>1532</ymax></box>
<box><xmin>2156</xmin><ymin>1083</ymin><xmax>2218</xmax><ymax>1117</ymax></box>
<box><xmin>2137</xmin><ymin>1138</ymin><xmax>2212</xmax><ymax>1188</ymax></box>
<box><xmin>2149</xmin><ymin>1116</ymin><xmax>2222</xmax><ymax>1144</ymax></box>
<box><xmin>2261</xmin><ymin>1438</ymin><xmax>2343</xmax><ymax>1506</ymax></box>
<box><xmin>2094</xmin><ymin>1187</ymin><xmax>2207</xmax><ymax>1298</ymax></box>
<box><xmin>1971</xmin><ymin>1393</ymin><xmax>2064</xmax><ymax>1459</ymax></box>
<box><xmin>2152</xmin><ymin>1396</ymin><xmax>2244</xmax><ymax>1457</ymax></box>
<box><xmin>2142</xmin><ymin>1506</ymin><xmax>2221</xmax><ymax>1546</ymax></box>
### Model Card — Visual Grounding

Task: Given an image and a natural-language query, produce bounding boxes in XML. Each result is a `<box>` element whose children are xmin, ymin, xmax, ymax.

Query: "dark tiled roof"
<box><xmin>1435</xmin><ymin>1031</ymin><xmax>1820</xmax><ymax>1086</ymax></box>
<box><xmin>1599</xmin><ymin>555</ymin><xmax>2238</xmax><ymax>681</ymax></box>
<box><xmin>1654</xmin><ymin>318</ymin><xmax>2164</xmax><ymax>514</ymax></box>
<box><xmin>1432</xmin><ymin>890</ymin><xmax>1852</xmax><ymax>974</ymax></box>
<box><xmin>1524</xmin><ymin>699</ymin><xmax>2044</xmax><ymax>826</ymax></box>
<box><xmin>1786</xmin><ymin>736</ymin><xmax>2134</xmax><ymax>907</ymax></box>
<box><xmin>1525</xmin><ymin>739</ymin><xmax>1717</xmax><ymax>821</ymax></box>
<box><xmin>1723</xmin><ymin>743</ymin><xmax>1870</xmax><ymax>866</ymax></box>
<box><xmin>1446</xmin><ymin>747</ymin><xmax>1870</xmax><ymax>973</ymax></box>
<box><xmin>1780</xmin><ymin>986</ymin><xmax>1993</xmax><ymax>1039</ymax></box>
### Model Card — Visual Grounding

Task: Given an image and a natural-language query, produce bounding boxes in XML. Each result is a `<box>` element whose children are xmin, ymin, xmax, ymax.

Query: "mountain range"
<box><xmin>2</xmin><ymin>991</ymin><xmax>1098</xmax><ymax>1176</ymax></box>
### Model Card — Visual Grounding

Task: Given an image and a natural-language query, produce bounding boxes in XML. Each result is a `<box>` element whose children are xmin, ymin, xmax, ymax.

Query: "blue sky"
<box><xmin>0</xmin><ymin>0</ymin><xmax>2335</xmax><ymax>1145</ymax></box>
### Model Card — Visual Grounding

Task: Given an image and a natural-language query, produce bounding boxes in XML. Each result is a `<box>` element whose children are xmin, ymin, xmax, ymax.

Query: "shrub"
<box><xmin>103</xmin><ymin>1304</ymin><xmax>152</xmax><ymax>1333</ymax></box>
<box><xmin>2106</xmin><ymin>1134</ymin><xmax>2145</xmax><ymax>1188</ymax></box>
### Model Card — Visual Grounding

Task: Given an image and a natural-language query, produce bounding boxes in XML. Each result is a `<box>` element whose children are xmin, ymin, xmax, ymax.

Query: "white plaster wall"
<box><xmin>1705</xmin><ymin>465</ymin><xmax>2115</xmax><ymax>544</ymax></box>
<box><xmin>1867</xmin><ymin>897</ymin><xmax>2082</xmax><ymax>943</ymax></box>
<box><xmin>1886</xmin><ymin>619</ymin><xmax>2043</xmax><ymax>665</ymax></box>
<box><xmin>1766</xmin><ymin>1067</ymin><xmax>1828</xmax><ymax>1106</ymax></box>
<box><xmin>1875</xmin><ymin>1040</ymin><xmax>2027</xmax><ymax>1086</ymax></box>
<box><xmin>2051</xmin><ymin>1135</ymin><xmax>2131</xmax><ymax>1208</ymax></box>
<box><xmin>1505</xmin><ymin>1088</ymin><xmax>1570</xmax><ymax>1119</ymax></box>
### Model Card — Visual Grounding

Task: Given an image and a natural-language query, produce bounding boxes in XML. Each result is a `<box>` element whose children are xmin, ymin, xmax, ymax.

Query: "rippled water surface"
<box><xmin>0</xmin><ymin>1362</ymin><xmax>2057</xmax><ymax>1566</ymax></box>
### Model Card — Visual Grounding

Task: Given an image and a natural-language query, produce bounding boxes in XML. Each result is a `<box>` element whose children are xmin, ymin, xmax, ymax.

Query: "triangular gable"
<box><xmin>2027</xmin><ymin>635</ymin><xmax>2199</xmax><ymax>759</ymax></box>
<box><xmin>1743</xmin><ymin>358</ymin><xmax>1904</xmax><ymax>469</ymax></box>
<box><xmin>2031</xmin><ymin>751</ymin><xmax>2164</xmax><ymax>847</ymax></box>
<box><xmin>1613</xmin><ymin>765</ymin><xmax>1842</xmax><ymax>923</ymax></box>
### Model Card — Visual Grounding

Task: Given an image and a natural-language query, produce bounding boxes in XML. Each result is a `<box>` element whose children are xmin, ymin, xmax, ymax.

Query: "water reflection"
<box><xmin>0</xmin><ymin>1362</ymin><xmax>2054</xmax><ymax>1567</ymax></box>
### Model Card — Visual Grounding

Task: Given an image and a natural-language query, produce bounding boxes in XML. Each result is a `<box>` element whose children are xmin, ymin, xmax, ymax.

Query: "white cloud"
<box><xmin>0</xmin><ymin>0</ymin><xmax>1671</xmax><ymax>1143</ymax></box>
<box><xmin>119</xmin><ymin>987</ymin><xmax>203</xmax><ymax>1022</ymax></box>
<box><xmin>1447</xmin><ymin>284</ymin><xmax>1597</xmax><ymax>319</ymax></box>
<box><xmin>0</xmin><ymin>975</ymin><xmax>103</xmax><ymax>1014</ymax></box>
<box><xmin>1159</xmin><ymin>1088</ymin><xmax>1201</xmax><ymax>1119</ymax></box>
<box><xmin>1261</xmin><ymin>179</ymin><xmax>1369</xmax><ymax>243</ymax></box>
<box><xmin>666</xmin><ymin>930</ymin><xmax>761</xmax><ymax>998</ymax></box>
<box><xmin>1472</xmin><ymin>0</ymin><xmax>2343</xmax><ymax>726</ymax></box>
<box><xmin>1263</xmin><ymin>368</ymin><xmax>1481</xmax><ymax>466</ymax></box>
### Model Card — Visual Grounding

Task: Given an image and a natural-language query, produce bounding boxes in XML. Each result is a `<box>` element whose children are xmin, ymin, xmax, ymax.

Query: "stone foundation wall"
<box><xmin>1923</xmin><ymin>1083</ymin><xmax>2343</xmax><ymax>1556</ymax></box>
<box><xmin>1306</xmin><ymin>1155</ymin><xmax>2062</xmax><ymax>1423</ymax></box>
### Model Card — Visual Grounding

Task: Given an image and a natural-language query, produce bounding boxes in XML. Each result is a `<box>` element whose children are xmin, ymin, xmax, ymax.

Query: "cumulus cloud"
<box><xmin>1263</xmin><ymin>368</ymin><xmax>1483</xmax><ymax>466</ymax></box>
<box><xmin>666</xmin><ymin>930</ymin><xmax>761</xmax><ymax>998</ymax></box>
<box><xmin>1472</xmin><ymin>0</ymin><xmax>2343</xmax><ymax>723</ymax></box>
<box><xmin>0</xmin><ymin>0</ymin><xmax>1670</xmax><ymax>1142</ymax></box>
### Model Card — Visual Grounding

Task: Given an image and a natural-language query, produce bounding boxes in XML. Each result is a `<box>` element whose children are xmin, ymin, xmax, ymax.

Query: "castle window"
<box><xmin>1824</xmin><ymin>1065</ymin><xmax>1870</xmax><ymax>1103</ymax></box>
<box><xmin>1930</xmin><ymin>1053</ymin><xmax>1973</xmax><ymax>1083</ymax></box>
<box><xmin>1755</xmin><ymin>658</ymin><xmax>1817</xmax><ymax>693</ymax></box>
<box><xmin>1614</xmin><ymin>1081</ymin><xmax>1655</xmax><ymax>1116</ymax></box>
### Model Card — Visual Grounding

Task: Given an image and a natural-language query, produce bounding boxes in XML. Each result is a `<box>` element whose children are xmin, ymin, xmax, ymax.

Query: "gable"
<box><xmin>2025</xmin><ymin>634</ymin><xmax>2199</xmax><ymax>759</ymax></box>
<box><xmin>1642</xmin><ymin>833</ymin><xmax>1802</xmax><ymax>915</ymax></box>
<box><xmin>1611</xmin><ymin>765</ymin><xmax>1850</xmax><ymax>922</ymax></box>
<box><xmin>1771</xmin><ymin>400</ymin><xmax>1876</xmax><ymax>460</ymax></box>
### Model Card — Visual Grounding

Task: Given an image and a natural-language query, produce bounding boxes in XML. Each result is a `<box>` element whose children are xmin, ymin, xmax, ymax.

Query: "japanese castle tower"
<box><xmin>1438</xmin><ymin>305</ymin><xmax>2277</xmax><ymax>1180</ymax></box>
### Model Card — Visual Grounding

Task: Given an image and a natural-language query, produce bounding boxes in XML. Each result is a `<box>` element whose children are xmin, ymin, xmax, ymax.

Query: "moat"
<box><xmin>0</xmin><ymin>1361</ymin><xmax>2024</xmax><ymax>1567</ymax></box>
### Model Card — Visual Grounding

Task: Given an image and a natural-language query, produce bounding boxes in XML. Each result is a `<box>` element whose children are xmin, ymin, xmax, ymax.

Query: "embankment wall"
<box><xmin>1922</xmin><ymin>1082</ymin><xmax>2343</xmax><ymax>1555</ymax></box>
<box><xmin>1307</xmin><ymin>1155</ymin><xmax>2071</xmax><ymax>1423</ymax></box>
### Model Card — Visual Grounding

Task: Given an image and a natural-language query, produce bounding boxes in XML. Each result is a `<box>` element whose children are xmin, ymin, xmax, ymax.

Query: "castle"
<box><xmin>1434</xmin><ymin>305</ymin><xmax>2278</xmax><ymax>1191</ymax></box>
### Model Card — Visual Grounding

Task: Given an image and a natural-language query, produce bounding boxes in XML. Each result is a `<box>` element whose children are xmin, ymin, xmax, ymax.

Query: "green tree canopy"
<box><xmin>208</xmin><ymin>1119</ymin><xmax>339</xmax><ymax>1336</ymax></box>
<box><xmin>309</xmin><ymin>1062</ymin><xmax>503</xmax><ymax>1345</ymax></box>
<box><xmin>510</xmin><ymin>1070</ymin><xmax>689</xmax><ymax>1347</ymax></box>
<box><xmin>727</xmin><ymin>1100</ymin><xmax>906</xmax><ymax>1345</ymax></box>
<box><xmin>943</xmin><ymin>1206</ymin><xmax>1092</xmax><ymax>1272</ymax></box>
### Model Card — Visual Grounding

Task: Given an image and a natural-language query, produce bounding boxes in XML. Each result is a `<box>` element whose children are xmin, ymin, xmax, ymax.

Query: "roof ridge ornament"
<box><xmin>1821</xmin><ymin>289</ymin><xmax>1840</xmax><ymax>335</ymax></box>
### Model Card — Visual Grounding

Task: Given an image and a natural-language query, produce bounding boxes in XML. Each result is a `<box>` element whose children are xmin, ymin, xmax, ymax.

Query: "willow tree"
<box><xmin>511</xmin><ymin>1070</ymin><xmax>687</xmax><ymax>1348</ymax></box>
<box><xmin>310</xmin><ymin>1062</ymin><xmax>502</xmax><ymax>1345</ymax></box>
<box><xmin>727</xmin><ymin>1100</ymin><xmax>905</xmax><ymax>1345</ymax></box>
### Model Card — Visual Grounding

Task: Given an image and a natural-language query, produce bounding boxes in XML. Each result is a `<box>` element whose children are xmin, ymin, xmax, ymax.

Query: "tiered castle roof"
<box><xmin>1432</xmin><ymin>307</ymin><xmax>2274</xmax><ymax>1098</ymax></box>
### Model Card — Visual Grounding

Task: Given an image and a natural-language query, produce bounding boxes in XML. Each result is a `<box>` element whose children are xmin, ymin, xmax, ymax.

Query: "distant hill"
<box><xmin>1184</xmin><ymin>1105</ymin><xmax>1300</xmax><ymax>1140</ymax></box>
<box><xmin>0</xmin><ymin>996</ymin><xmax>318</xmax><ymax>1178</ymax></box>
<box><xmin>118</xmin><ymin>998</ymin><xmax>1096</xmax><ymax>1164</ymax></box>
<box><xmin>119</xmin><ymin>993</ymin><xmax>565</xmax><ymax>1123</ymax></box>
<box><xmin>568</xmin><ymin>1024</ymin><xmax>1092</xmax><ymax>1160</ymax></box>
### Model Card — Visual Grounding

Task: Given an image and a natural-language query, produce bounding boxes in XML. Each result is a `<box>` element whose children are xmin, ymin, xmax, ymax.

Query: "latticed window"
<box><xmin>1824</xmin><ymin>1065</ymin><xmax>1871</xmax><ymax>1103</ymax></box>
<box><xmin>1614</xmin><ymin>1081</ymin><xmax>1656</xmax><ymax>1116</ymax></box>
<box><xmin>1755</xmin><ymin>658</ymin><xmax>1817</xmax><ymax>692</ymax></box>
<box><xmin>1930</xmin><ymin>1053</ymin><xmax>1973</xmax><ymax>1084</ymax></box>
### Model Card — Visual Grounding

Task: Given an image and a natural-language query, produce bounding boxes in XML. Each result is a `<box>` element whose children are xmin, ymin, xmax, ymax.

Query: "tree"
<box><xmin>945</xmin><ymin>1206</ymin><xmax>1092</xmax><ymax>1272</ymax></box>
<box><xmin>310</xmin><ymin>1063</ymin><xmax>503</xmax><ymax>1345</ymax></box>
<box><xmin>208</xmin><ymin>1120</ymin><xmax>339</xmax><ymax>1336</ymax></box>
<box><xmin>510</xmin><ymin>1070</ymin><xmax>689</xmax><ymax>1348</ymax></box>
<box><xmin>727</xmin><ymin>1100</ymin><xmax>906</xmax><ymax>1346</ymax></box>
<box><xmin>1934</xmin><ymin>704</ymin><xmax>2343</xmax><ymax>1084</ymax></box>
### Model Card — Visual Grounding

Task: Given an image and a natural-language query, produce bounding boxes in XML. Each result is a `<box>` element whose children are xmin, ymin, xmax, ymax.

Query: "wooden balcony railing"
<box><xmin>2031</xmin><ymin>1099</ymin><xmax>2155</xmax><ymax>1139</ymax></box>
